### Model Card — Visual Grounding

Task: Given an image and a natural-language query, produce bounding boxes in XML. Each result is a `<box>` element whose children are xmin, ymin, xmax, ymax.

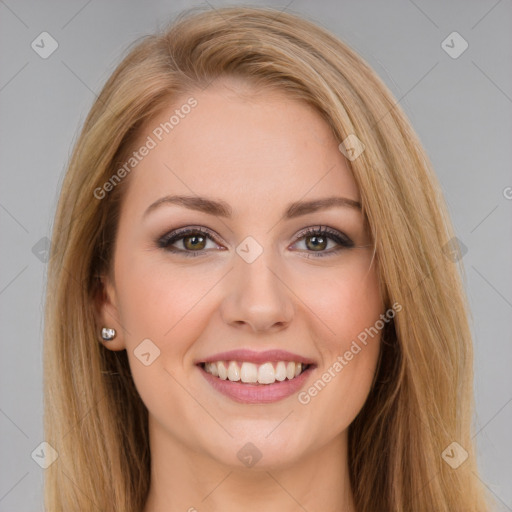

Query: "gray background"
<box><xmin>1</xmin><ymin>0</ymin><xmax>511</xmax><ymax>510</ymax></box>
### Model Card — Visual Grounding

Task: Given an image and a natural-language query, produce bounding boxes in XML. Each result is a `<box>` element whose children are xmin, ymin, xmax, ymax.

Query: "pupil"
<box><xmin>307</xmin><ymin>235</ymin><xmax>326</xmax><ymax>251</ymax></box>
<box><xmin>185</xmin><ymin>234</ymin><xmax>204</xmax><ymax>250</ymax></box>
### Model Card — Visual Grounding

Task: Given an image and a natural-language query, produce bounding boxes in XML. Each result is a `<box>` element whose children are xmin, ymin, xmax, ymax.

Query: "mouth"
<box><xmin>198</xmin><ymin>360</ymin><xmax>313</xmax><ymax>385</ymax></box>
<box><xmin>196</xmin><ymin>352</ymin><xmax>317</xmax><ymax>404</ymax></box>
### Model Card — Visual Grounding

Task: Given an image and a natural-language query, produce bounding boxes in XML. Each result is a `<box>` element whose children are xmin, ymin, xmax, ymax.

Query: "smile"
<box><xmin>200</xmin><ymin>360</ymin><xmax>309</xmax><ymax>385</ymax></box>
<box><xmin>196</xmin><ymin>349</ymin><xmax>317</xmax><ymax>404</ymax></box>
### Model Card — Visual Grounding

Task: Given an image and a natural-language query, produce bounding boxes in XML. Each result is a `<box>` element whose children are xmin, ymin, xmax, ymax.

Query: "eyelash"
<box><xmin>156</xmin><ymin>225</ymin><xmax>354</xmax><ymax>258</ymax></box>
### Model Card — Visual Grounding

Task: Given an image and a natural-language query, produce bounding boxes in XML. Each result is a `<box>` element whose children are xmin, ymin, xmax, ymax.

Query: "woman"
<box><xmin>43</xmin><ymin>5</ymin><xmax>493</xmax><ymax>511</ymax></box>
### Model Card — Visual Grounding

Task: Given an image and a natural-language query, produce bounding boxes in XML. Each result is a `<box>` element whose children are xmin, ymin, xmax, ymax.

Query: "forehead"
<box><xmin>120</xmin><ymin>79</ymin><xmax>360</xmax><ymax>217</ymax></box>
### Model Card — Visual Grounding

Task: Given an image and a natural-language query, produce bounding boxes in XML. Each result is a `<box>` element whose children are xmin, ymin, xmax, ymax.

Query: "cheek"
<box><xmin>296</xmin><ymin>259</ymin><xmax>383</xmax><ymax>419</ymax></box>
<box><xmin>112</xmin><ymin>254</ymin><xmax>216</xmax><ymax>424</ymax></box>
<box><xmin>303</xmin><ymin>256</ymin><xmax>383</xmax><ymax>348</ymax></box>
<box><xmin>114</xmin><ymin>251</ymin><xmax>216</xmax><ymax>346</ymax></box>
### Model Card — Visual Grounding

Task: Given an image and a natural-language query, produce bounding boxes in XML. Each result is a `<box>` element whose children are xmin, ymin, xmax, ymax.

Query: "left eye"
<box><xmin>157</xmin><ymin>226</ymin><xmax>354</xmax><ymax>258</ymax></box>
<box><xmin>291</xmin><ymin>226</ymin><xmax>354</xmax><ymax>257</ymax></box>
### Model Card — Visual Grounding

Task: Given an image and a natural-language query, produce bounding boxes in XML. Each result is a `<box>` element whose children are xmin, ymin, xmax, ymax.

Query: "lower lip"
<box><xmin>198</xmin><ymin>365</ymin><xmax>314</xmax><ymax>404</ymax></box>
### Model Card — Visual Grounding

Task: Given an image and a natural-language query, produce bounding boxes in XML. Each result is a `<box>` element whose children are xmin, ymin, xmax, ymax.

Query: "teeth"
<box><xmin>206</xmin><ymin>362</ymin><xmax>218</xmax><ymax>377</ymax></box>
<box><xmin>286</xmin><ymin>362</ymin><xmax>295</xmax><ymax>380</ymax></box>
<box><xmin>275</xmin><ymin>361</ymin><xmax>287</xmax><ymax>381</ymax></box>
<box><xmin>240</xmin><ymin>362</ymin><xmax>258</xmax><ymax>383</ymax></box>
<box><xmin>227</xmin><ymin>361</ymin><xmax>241</xmax><ymax>381</ymax></box>
<box><xmin>258</xmin><ymin>362</ymin><xmax>275</xmax><ymax>384</ymax></box>
<box><xmin>203</xmin><ymin>360</ymin><xmax>308</xmax><ymax>384</ymax></box>
<box><xmin>217</xmin><ymin>361</ymin><xmax>228</xmax><ymax>380</ymax></box>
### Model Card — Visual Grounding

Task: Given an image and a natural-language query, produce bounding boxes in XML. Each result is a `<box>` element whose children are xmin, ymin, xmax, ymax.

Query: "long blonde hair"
<box><xmin>43</xmin><ymin>5</ymin><xmax>493</xmax><ymax>511</ymax></box>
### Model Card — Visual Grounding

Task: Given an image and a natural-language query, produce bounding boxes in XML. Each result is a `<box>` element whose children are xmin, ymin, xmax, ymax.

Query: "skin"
<box><xmin>96</xmin><ymin>77</ymin><xmax>384</xmax><ymax>512</ymax></box>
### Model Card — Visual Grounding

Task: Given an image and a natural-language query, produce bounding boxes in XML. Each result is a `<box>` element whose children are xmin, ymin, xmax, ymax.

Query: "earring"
<box><xmin>101</xmin><ymin>327</ymin><xmax>116</xmax><ymax>341</ymax></box>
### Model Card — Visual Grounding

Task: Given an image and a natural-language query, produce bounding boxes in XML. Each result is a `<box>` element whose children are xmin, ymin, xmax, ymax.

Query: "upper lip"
<box><xmin>196</xmin><ymin>349</ymin><xmax>317</xmax><ymax>366</ymax></box>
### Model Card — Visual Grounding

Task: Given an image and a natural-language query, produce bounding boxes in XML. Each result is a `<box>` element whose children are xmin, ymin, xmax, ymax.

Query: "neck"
<box><xmin>142</xmin><ymin>415</ymin><xmax>356</xmax><ymax>512</ymax></box>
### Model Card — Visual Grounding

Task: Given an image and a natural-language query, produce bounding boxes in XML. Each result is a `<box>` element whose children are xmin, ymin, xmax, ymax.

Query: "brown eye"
<box><xmin>304</xmin><ymin>234</ymin><xmax>328</xmax><ymax>251</ymax></box>
<box><xmin>291</xmin><ymin>226</ymin><xmax>354</xmax><ymax>258</ymax></box>
<box><xmin>182</xmin><ymin>233</ymin><xmax>207</xmax><ymax>251</ymax></box>
<box><xmin>157</xmin><ymin>227</ymin><xmax>220</xmax><ymax>257</ymax></box>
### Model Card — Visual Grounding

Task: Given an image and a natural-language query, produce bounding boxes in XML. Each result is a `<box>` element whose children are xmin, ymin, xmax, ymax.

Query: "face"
<box><xmin>97</xmin><ymin>77</ymin><xmax>384</xmax><ymax>469</ymax></box>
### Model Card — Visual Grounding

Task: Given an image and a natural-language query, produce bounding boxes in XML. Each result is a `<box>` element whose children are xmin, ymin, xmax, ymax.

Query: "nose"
<box><xmin>220</xmin><ymin>248</ymin><xmax>294</xmax><ymax>333</ymax></box>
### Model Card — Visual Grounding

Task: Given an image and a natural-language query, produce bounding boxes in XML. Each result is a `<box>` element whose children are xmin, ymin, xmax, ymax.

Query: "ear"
<box><xmin>93</xmin><ymin>274</ymin><xmax>126</xmax><ymax>351</ymax></box>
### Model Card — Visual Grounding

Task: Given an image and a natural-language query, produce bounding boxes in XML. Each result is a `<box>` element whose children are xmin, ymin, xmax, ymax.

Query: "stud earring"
<box><xmin>101</xmin><ymin>327</ymin><xmax>116</xmax><ymax>341</ymax></box>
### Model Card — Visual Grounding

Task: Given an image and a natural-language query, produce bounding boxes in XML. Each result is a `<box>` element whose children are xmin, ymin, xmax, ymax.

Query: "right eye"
<box><xmin>157</xmin><ymin>226</ymin><xmax>224</xmax><ymax>257</ymax></box>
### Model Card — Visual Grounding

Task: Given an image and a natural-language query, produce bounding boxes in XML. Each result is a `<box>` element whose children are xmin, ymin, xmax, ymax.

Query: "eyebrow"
<box><xmin>143</xmin><ymin>194</ymin><xmax>362</xmax><ymax>220</ymax></box>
